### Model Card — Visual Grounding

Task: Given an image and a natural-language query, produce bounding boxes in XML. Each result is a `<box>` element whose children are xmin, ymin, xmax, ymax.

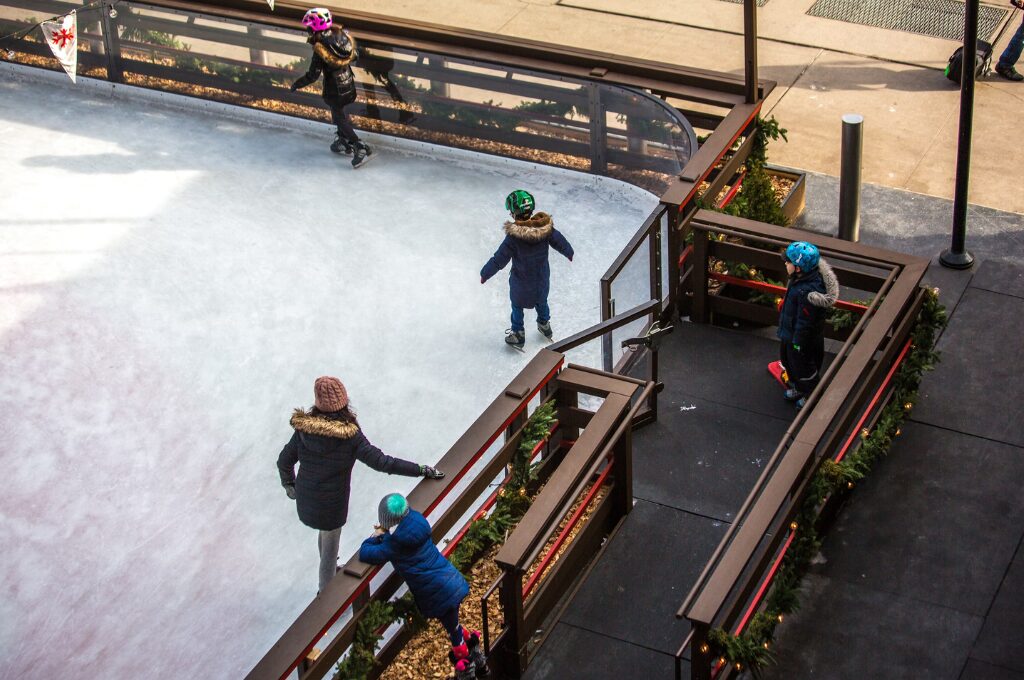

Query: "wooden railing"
<box><xmin>672</xmin><ymin>211</ymin><xmax>930</xmax><ymax>680</ymax></box>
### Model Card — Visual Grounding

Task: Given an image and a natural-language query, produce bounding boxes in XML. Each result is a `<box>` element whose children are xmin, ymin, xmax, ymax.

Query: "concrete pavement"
<box><xmin>337</xmin><ymin>0</ymin><xmax>1024</xmax><ymax>214</ymax></box>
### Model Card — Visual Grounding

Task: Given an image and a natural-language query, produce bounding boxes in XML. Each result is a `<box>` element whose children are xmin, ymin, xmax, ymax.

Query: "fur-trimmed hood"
<box><xmin>504</xmin><ymin>212</ymin><xmax>553</xmax><ymax>242</ymax></box>
<box><xmin>807</xmin><ymin>258</ymin><xmax>839</xmax><ymax>309</ymax></box>
<box><xmin>290</xmin><ymin>408</ymin><xmax>358</xmax><ymax>439</ymax></box>
<box><xmin>309</xmin><ymin>27</ymin><xmax>356</xmax><ymax>69</ymax></box>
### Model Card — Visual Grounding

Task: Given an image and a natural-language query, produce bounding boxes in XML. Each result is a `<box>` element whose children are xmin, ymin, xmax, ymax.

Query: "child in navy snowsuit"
<box><xmin>778</xmin><ymin>241</ymin><xmax>828</xmax><ymax>409</ymax></box>
<box><xmin>359</xmin><ymin>494</ymin><xmax>488</xmax><ymax>679</ymax></box>
<box><xmin>480</xmin><ymin>190</ymin><xmax>574</xmax><ymax>351</ymax></box>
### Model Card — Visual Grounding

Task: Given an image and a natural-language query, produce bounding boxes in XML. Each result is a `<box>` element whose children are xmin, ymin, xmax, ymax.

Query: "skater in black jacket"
<box><xmin>277</xmin><ymin>376</ymin><xmax>445</xmax><ymax>593</ymax></box>
<box><xmin>290</xmin><ymin>7</ymin><xmax>373</xmax><ymax>168</ymax></box>
<box><xmin>777</xmin><ymin>241</ymin><xmax>828</xmax><ymax>409</ymax></box>
<box><xmin>480</xmin><ymin>190</ymin><xmax>574</xmax><ymax>351</ymax></box>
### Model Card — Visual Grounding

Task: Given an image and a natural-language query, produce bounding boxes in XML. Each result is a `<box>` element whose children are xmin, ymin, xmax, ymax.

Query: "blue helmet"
<box><xmin>785</xmin><ymin>241</ymin><xmax>820</xmax><ymax>272</ymax></box>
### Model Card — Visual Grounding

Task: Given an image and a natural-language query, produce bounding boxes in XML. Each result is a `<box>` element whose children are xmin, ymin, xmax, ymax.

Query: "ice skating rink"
<box><xmin>0</xmin><ymin>65</ymin><xmax>658</xmax><ymax>679</ymax></box>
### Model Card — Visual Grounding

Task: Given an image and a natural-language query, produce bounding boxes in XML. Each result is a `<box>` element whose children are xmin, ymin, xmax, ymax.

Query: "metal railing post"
<box><xmin>99</xmin><ymin>4</ymin><xmax>123</xmax><ymax>83</ymax></box>
<box><xmin>601</xmin><ymin>279</ymin><xmax>614</xmax><ymax>373</ymax></box>
<box><xmin>838</xmin><ymin>113</ymin><xmax>863</xmax><ymax>242</ymax></box>
<box><xmin>588</xmin><ymin>83</ymin><xmax>607</xmax><ymax>175</ymax></box>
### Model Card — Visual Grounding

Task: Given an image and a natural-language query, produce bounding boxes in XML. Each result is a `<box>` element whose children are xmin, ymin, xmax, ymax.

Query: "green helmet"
<box><xmin>505</xmin><ymin>190</ymin><xmax>535</xmax><ymax>218</ymax></box>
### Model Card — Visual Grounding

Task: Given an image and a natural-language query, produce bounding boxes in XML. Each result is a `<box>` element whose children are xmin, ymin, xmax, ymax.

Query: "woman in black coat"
<box><xmin>277</xmin><ymin>376</ymin><xmax>444</xmax><ymax>593</ymax></box>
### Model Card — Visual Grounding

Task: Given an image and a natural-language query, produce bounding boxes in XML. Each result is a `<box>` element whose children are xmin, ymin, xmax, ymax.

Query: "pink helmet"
<box><xmin>301</xmin><ymin>7</ymin><xmax>332</xmax><ymax>32</ymax></box>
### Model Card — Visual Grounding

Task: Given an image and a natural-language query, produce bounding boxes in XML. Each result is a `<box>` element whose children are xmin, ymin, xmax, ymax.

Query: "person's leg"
<box><xmin>330</xmin><ymin>103</ymin><xmax>360</xmax><ymax>145</ymax></box>
<box><xmin>317</xmin><ymin>527</ymin><xmax>343</xmax><ymax>593</ymax></box>
<box><xmin>510</xmin><ymin>305</ymin><xmax>525</xmax><ymax>333</ymax></box>
<box><xmin>787</xmin><ymin>344</ymin><xmax>820</xmax><ymax>398</ymax></box>
<box><xmin>437</xmin><ymin>606</ymin><xmax>465</xmax><ymax>646</ymax></box>
<box><xmin>535</xmin><ymin>300</ymin><xmax>550</xmax><ymax>324</ymax></box>
<box><xmin>997</xmin><ymin>17</ymin><xmax>1024</xmax><ymax>70</ymax></box>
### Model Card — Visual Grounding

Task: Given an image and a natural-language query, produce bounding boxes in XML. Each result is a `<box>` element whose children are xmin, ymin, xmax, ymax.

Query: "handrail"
<box><xmin>707</xmin><ymin>271</ymin><xmax>871</xmax><ymax>313</ymax></box>
<box><xmin>601</xmin><ymin>205</ymin><xmax>667</xmax><ymax>285</ymax></box>
<box><xmin>246</xmin><ymin>351</ymin><xmax>563</xmax><ymax>680</ymax></box>
<box><xmin>548</xmin><ymin>299</ymin><xmax>660</xmax><ymax>354</ymax></box>
<box><xmin>676</xmin><ymin>211</ymin><xmax>930</xmax><ymax>680</ymax></box>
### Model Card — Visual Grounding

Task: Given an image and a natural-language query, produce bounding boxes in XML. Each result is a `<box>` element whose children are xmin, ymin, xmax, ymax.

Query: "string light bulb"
<box><xmin>108</xmin><ymin>4</ymin><xmax>118</xmax><ymax>18</ymax></box>
<box><xmin>698</xmin><ymin>643</ymin><xmax>709</xmax><ymax>654</ymax></box>
<box><xmin>735</xmin><ymin>662</ymin><xmax>743</xmax><ymax>671</ymax></box>
<box><xmin>847</xmin><ymin>481</ymin><xmax>855</xmax><ymax>490</ymax></box>
<box><xmin>789</xmin><ymin>521</ymin><xmax>798</xmax><ymax>531</ymax></box>
<box><xmin>903</xmin><ymin>402</ymin><xmax>913</xmax><ymax>411</ymax></box>
<box><xmin>860</xmin><ymin>428</ymin><xmax>870</xmax><ymax>439</ymax></box>
<box><xmin>763</xmin><ymin>641</ymin><xmax>770</xmax><ymax>650</ymax></box>
<box><xmin>5</xmin><ymin>49</ymin><xmax>13</xmax><ymax>60</ymax></box>
<box><xmin>776</xmin><ymin>614</ymin><xmax>784</xmax><ymax>623</ymax></box>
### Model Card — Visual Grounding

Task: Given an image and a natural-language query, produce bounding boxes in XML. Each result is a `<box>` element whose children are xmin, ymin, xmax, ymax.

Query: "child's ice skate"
<box><xmin>351</xmin><ymin>141</ymin><xmax>374</xmax><ymax>169</ymax></box>
<box><xmin>451</xmin><ymin>658</ymin><xmax>475</xmax><ymax>680</ymax></box>
<box><xmin>461</xmin><ymin>627</ymin><xmax>490</xmax><ymax>677</ymax></box>
<box><xmin>537</xmin><ymin>321</ymin><xmax>553</xmax><ymax>342</ymax></box>
<box><xmin>450</xmin><ymin>643</ymin><xmax>476</xmax><ymax>680</ymax></box>
<box><xmin>330</xmin><ymin>134</ymin><xmax>354</xmax><ymax>155</ymax></box>
<box><xmin>505</xmin><ymin>329</ymin><xmax>525</xmax><ymax>352</ymax></box>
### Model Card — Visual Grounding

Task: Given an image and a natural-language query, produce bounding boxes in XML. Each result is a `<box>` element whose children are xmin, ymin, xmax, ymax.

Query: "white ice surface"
<box><xmin>0</xmin><ymin>64</ymin><xmax>658</xmax><ymax>679</ymax></box>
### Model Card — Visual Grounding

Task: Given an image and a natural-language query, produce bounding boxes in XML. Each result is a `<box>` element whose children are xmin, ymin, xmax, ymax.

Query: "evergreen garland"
<box><xmin>333</xmin><ymin>401</ymin><xmax>558</xmax><ymax>680</ymax></box>
<box><xmin>706</xmin><ymin>289</ymin><xmax>946</xmax><ymax>673</ymax></box>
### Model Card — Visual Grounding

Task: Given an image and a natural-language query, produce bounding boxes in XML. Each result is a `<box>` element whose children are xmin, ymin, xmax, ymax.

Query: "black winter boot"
<box><xmin>330</xmin><ymin>134</ymin><xmax>353</xmax><ymax>155</ymax></box>
<box><xmin>351</xmin><ymin>141</ymin><xmax>374</xmax><ymax>169</ymax></box>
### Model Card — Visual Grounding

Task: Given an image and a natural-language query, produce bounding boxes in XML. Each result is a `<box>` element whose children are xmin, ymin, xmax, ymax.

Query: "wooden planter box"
<box><xmin>766</xmin><ymin>164</ymin><xmax>807</xmax><ymax>225</ymax></box>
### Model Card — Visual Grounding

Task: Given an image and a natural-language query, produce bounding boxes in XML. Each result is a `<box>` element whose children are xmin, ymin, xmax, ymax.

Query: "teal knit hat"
<box><xmin>378</xmin><ymin>493</ymin><xmax>410</xmax><ymax>529</ymax></box>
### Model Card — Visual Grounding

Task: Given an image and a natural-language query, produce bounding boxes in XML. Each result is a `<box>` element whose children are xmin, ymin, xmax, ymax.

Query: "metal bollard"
<box><xmin>838</xmin><ymin>113</ymin><xmax>863</xmax><ymax>242</ymax></box>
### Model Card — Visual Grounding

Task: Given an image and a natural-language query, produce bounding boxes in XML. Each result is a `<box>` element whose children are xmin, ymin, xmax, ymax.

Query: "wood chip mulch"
<box><xmin>376</xmin><ymin>481</ymin><xmax>606</xmax><ymax>680</ymax></box>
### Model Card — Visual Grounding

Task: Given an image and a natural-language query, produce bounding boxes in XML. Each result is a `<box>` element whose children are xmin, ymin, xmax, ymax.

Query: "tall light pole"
<box><xmin>941</xmin><ymin>0</ymin><xmax>978</xmax><ymax>269</ymax></box>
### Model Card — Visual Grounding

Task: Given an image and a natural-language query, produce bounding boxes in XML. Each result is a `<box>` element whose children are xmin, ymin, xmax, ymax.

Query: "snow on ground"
<box><xmin>0</xmin><ymin>64</ymin><xmax>658</xmax><ymax>679</ymax></box>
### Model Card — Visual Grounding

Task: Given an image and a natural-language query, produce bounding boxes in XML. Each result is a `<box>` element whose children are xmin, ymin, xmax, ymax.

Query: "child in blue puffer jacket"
<box><xmin>360</xmin><ymin>494</ymin><xmax>489</xmax><ymax>679</ymax></box>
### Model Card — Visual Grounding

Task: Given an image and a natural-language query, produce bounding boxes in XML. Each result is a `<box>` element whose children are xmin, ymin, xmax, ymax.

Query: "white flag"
<box><xmin>266</xmin><ymin>0</ymin><xmax>275</xmax><ymax>9</ymax></box>
<box><xmin>40</xmin><ymin>11</ymin><xmax>77</xmax><ymax>83</ymax></box>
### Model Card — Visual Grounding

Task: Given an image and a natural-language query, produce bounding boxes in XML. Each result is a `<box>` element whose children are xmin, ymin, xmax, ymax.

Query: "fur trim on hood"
<box><xmin>290</xmin><ymin>408</ymin><xmax>358</xmax><ymax>439</ymax></box>
<box><xmin>504</xmin><ymin>212</ymin><xmax>553</xmax><ymax>242</ymax></box>
<box><xmin>310</xmin><ymin>28</ymin><xmax>356</xmax><ymax>69</ymax></box>
<box><xmin>808</xmin><ymin>258</ymin><xmax>839</xmax><ymax>308</ymax></box>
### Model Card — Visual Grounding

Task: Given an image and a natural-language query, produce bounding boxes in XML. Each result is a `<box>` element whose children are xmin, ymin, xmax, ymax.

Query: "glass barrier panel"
<box><xmin>1</xmin><ymin>0</ymin><xmax>109</xmax><ymax>78</ymax></box>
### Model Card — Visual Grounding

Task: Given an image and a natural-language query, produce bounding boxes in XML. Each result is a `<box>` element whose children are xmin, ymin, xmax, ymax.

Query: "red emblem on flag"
<box><xmin>51</xmin><ymin>27</ymin><xmax>75</xmax><ymax>49</ymax></box>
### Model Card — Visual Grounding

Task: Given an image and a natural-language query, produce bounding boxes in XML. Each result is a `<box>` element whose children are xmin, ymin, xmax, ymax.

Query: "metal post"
<box><xmin>99</xmin><ymin>4</ymin><xmax>123</xmax><ymax>83</ymax></box>
<box><xmin>588</xmin><ymin>83</ymin><xmax>608</xmax><ymax>174</ymax></box>
<box><xmin>743</xmin><ymin>0</ymin><xmax>759</xmax><ymax>104</ymax></box>
<box><xmin>940</xmin><ymin>0</ymin><xmax>978</xmax><ymax>269</ymax></box>
<box><xmin>838</xmin><ymin>113</ymin><xmax>863</xmax><ymax>242</ymax></box>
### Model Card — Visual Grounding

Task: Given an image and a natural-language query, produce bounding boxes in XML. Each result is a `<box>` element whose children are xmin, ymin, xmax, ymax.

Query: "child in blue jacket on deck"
<box><xmin>777</xmin><ymin>241</ymin><xmax>828</xmax><ymax>409</ymax></box>
<box><xmin>360</xmin><ymin>494</ymin><xmax>489</xmax><ymax>679</ymax></box>
<box><xmin>481</xmin><ymin>190</ymin><xmax>574</xmax><ymax>351</ymax></box>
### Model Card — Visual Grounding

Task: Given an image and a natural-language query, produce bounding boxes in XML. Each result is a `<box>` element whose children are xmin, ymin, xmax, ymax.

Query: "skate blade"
<box><xmin>506</xmin><ymin>344</ymin><xmax>525</xmax><ymax>353</ymax></box>
<box><xmin>352</xmin><ymin>154</ymin><xmax>375</xmax><ymax>169</ymax></box>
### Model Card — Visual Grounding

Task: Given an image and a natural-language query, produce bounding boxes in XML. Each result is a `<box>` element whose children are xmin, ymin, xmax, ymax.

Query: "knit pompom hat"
<box><xmin>314</xmin><ymin>376</ymin><xmax>348</xmax><ymax>412</ymax></box>
<box><xmin>378</xmin><ymin>493</ymin><xmax>410</xmax><ymax>529</ymax></box>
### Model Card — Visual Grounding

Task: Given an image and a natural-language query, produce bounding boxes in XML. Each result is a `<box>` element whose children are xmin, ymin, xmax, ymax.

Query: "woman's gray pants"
<box><xmin>318</xmin><ymin>527</ymin><xmax>343</xmax><ymax>593</ymax></box>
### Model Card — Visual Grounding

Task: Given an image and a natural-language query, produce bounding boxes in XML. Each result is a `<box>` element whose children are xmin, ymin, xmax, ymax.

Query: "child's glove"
<box><xmin>420</xmin><ymin>465</ymin><xmax>445</xmax><ymax>479</ymax></box>
<box><xmin>284</xmin><ymin>483</ymin><xmax>296</xmax><ymax>500</ymax></box>
<box><xmin>481</xmin><ymin>276</ymin><xmax>485</xmax><ymax>284</ymax></box>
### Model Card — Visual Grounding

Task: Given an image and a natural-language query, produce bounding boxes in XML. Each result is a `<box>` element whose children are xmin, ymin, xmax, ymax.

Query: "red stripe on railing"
<box><xmin>522</xmin><ymin>456</ymin><xmax>613</xmax><ymax>598</ymax></box>
<box><xmin>678</xmin><ymin>244</ymin><xmax>693</xmax><ymax>269</ymax></box>
<box><xmin>423</xmin><ymin>360</ymin><xmax>563</xmax><ymax>518</ymax></box>
<box><xmin>678</xmin><ymin>104</ymin><xmax>762</xmax><ymax>210</ymax></box>
<box><xmin>707</xmin><ymin>272</ymin><xmax>869</xmax><ymax>313</ymax></box>
<box><xmin>716</xmin><ymin>167</ymin><xmax>747</xmax><ymax>210</ymax></box>
<box><xmin>281</xmin><ymin>361</ymin><xmax>564</xmax><ymax>679</ymax></box>
<box><xmin>834</xmin><ymin>340</ymin><xmax>912</xmax><ymax>463</ymax></box>
<box><xmin>733</xmin><ymin>529</ymin><xmax>796</xmax><ymax>636</ymax></box>
<box><xmin>441</xmin><ymin>423</ymin><xmax>561</xmax><ymax>558</ymax></box>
